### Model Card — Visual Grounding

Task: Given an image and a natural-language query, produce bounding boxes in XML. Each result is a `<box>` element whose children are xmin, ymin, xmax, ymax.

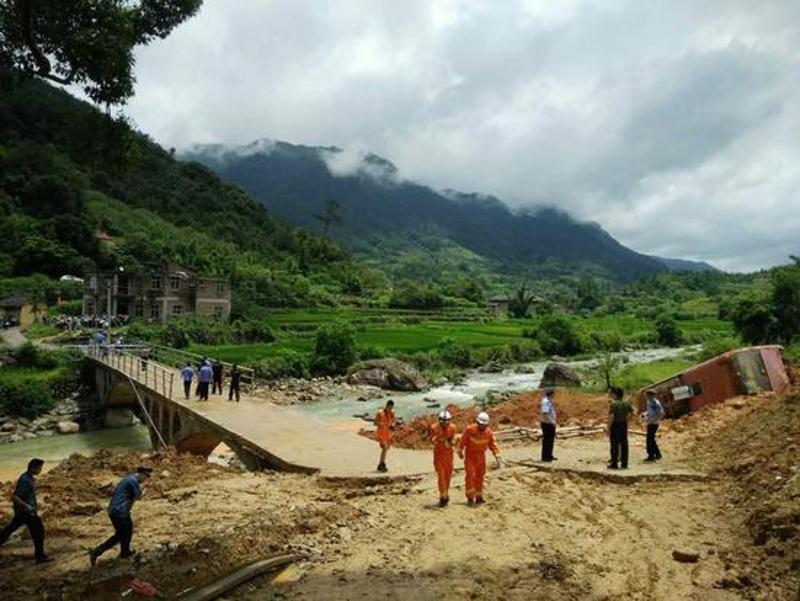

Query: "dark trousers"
<box><xmin>228</xmin><ymin>383</ymin><xmax>240</xmax><ymax>402</ymax></box>
<box><xmin>212</xmin><ymin>378</ymin><xmax>222</xmax><ymax>395</ymax></box>
<box><xmin>610</xmin><ymin>422</ymin><xmax>629</xmax><ymax>467</ymax></box>
<box><xmin>646</xmin><ymin>423</ymin><xmax>662</xmax><ymax>459</ymax></box>
<box><xmin>183</xmin><ymin>380</ymin><xmax>191</xmax><ymax>399</ymax></box>
<box><xmin>540</xmin><ymin>422</ymin><xmax>556</xmax><ymax>460</ymax></box>
<box><xmin>93</xmin><ymin>515</ymin><xmax>133</xmax><ymax>558</ymax></box>
<box><xmin>199</xmin><ymin>382</ymin><xmax>210</xmax><ymax>400</ymax></box>
<box><xmin>0</xmin><ymin>508</ymin><xmax>46</xmax><ymax>560</ymax></box>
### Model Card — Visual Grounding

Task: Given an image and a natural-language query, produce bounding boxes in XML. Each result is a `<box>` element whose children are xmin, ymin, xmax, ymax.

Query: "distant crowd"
<box><xmin>42</xmin><ymin>313</ymin><xmax>131</xmax><ymax>331</ymax></box>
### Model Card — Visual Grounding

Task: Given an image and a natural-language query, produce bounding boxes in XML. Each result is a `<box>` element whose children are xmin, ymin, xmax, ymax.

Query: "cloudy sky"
<box><xmin>122</xmin><ymin>0</ymin><xmax>799</xmax><ymax>272</ymax></box>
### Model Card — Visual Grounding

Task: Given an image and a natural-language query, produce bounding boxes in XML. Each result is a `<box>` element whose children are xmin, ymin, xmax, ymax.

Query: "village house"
<box><xmin>83</xmin><ymin>264</ymin><xmax>231</xmax><ymax>324</ymax></box>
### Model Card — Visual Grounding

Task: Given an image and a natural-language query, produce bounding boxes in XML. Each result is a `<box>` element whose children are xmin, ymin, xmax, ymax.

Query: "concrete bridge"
<box><xmin>83</xmin><ymin>346</ymin><xmax>433</xmax><ymax>477</ymax></box>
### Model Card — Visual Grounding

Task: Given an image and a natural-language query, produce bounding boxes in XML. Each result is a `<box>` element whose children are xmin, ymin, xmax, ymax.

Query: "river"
<box><xmin>0</xmin><ymin>346</ymin><xmax>694</xmax><ymax>479</ymax></box>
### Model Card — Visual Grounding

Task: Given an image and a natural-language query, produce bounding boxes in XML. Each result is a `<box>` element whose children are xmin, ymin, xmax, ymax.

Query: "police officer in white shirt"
<box><xmin>641</xmin><ymin>390</ymin><xmax>665</xmax><ymax>461</ymax></box>
<box><xmin>540</xmin><ymin>387</ymin><xmax>557</xmax><ymax>461</ymax></box>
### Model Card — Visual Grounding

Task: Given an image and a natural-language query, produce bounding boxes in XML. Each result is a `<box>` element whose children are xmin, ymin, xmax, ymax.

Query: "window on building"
<box><xmin>149</xmin><ymin>304</ymin><xmax>160</xmax><ymax>319</ymax></box>
<box><xmin>172</xmin><ymin>304</ymin><xmax>182</xmax><ymax>316</ymax></box>
<box><xmin>215</xmin><ymin>281</ymin><xmax>225</xmax><ymax>294</ymax></box>
<box><xmin>197</xmin><ymin>279</ymin><xmax>206</xmax><ymax>289</ymax></box>
<box><xmin>151</xmin><ymin>275</ymin><xmax>162</xmax><ymax>289</ymax></box>
<box><xmin>134</xmin><ymin>303</ymin><xmax>144</xmax><ymax>318</ymax></box>
<box><xmin>214</xmin><ymin>306</ymin><xmax>224</xmax><ymax>318</ymax></box>
<box><xmin>170</xmin><ymin>275</ymin><xmax>181</xmax><ymax>290</ymax></box>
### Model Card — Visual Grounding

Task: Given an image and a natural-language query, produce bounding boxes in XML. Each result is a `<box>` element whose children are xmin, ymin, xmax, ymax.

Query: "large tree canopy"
<box><xmin>0</xmin><ymin>0</ymin><xmax>202</xmax><ymax>105</ymax></box>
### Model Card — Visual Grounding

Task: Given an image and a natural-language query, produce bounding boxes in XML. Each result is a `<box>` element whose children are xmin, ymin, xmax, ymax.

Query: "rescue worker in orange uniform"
<box><xmin>458</xmin><ymin>411</ymin><xmax>502</xmax><ymax>505</ymax></box>
<box><xmin>430</xmin><ymin>410</ymin><xmax>457</xmax><ymax>507</ymax></box>
<box><xmin>375</xmin><ymin>400</ymin><xmax>396</xmax><ymax>472</ymax></box>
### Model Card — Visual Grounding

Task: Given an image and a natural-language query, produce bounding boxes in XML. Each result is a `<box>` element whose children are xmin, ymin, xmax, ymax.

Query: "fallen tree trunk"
<box><xmin>176</xmin><ymin>554</ymin><xmax>297</xmax><ymax>601</ymax></box>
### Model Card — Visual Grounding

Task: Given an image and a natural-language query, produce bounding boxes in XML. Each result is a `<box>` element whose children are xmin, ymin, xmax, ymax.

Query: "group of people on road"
<box><xmin>374</xmin><ymin>400</ymin><xmax>502</xmax><ymax>506</ymax></box>
<box><xmin>1</xmin><ymin>459</ymin><xmax>152</xmax><ymax>567</ymax></box>
<box><xmin>537</xmin><ymin>386</ymin><xmax>664</xmax><ymax>470</ymax></box>
<box><xmin>375</xmin><ymin>385</ymin><xmax>666</xmax><ymax>505</ymax></box>
<box><xmin>181</xmin><ymin>358</ymin><xmax>241</xmax><ymax>402</ymax></box>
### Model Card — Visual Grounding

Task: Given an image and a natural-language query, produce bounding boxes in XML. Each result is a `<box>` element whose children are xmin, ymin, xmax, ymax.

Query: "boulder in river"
<box><xmin>56</xmin><ymin>421</ymin><xmax>80</xmax><ymax>434</ymax></box>
<box><xmin>538</xmin><ymin>363</ymin><xmax>582</xmax><ymax>388</ymax></box>
<box><xmin>347</xmin><ymin>359</ymin><xmax>429</xmax><ymax>391</ymax></box>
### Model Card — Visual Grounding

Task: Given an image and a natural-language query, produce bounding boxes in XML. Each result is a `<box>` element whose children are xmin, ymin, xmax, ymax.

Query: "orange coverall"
<box><xmin>375</xmin><ymin>408</ymin><xmax>396</xmax><ymax>449</ymax></box>
<box><xmin>458</xmin><ymin>423</ymin><xmax>501</xmax><ymax>501</ymax></box>
<box><xmin>430</xmin><ymin>422</ymin><xmax>457</xmax><ymax>499</ymax></box>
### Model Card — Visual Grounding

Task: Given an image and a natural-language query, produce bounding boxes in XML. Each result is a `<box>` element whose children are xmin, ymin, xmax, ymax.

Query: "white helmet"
<box><xmin>438</xmin><ymin>410</ymin><xmax>452</xmax><ymax>421</ymax></box>
<box><xmin>476</xmin><ymin>411</ymin><xmax>490</xmax><ymax>425</ymax></box>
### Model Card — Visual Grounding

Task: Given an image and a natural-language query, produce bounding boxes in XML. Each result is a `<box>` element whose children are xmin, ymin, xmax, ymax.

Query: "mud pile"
<box><xmin>362</xmin><ymin>389</ymin><xmax>610</xmax><ymax>449</ymax></box>
<box><xmin>685</xmin><ymin>390</ymin><xmax>800</xmax><ymax>596</ymax></box>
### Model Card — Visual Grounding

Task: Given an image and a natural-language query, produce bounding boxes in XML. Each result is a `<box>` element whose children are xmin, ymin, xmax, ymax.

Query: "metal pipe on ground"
<box><xmin>175</xmin><ymin>554</ymin><xmax>297</xmax><ymax>601</ymax></box>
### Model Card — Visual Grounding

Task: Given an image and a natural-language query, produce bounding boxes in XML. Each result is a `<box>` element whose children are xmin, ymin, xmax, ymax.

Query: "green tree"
<box><xmin>654</xmin><ymin>315</ymin><xmax>683</xmax><ymax>346</ymax></box>
<box><xmin>312</xmin><ymin>322</ymin><xmax>357</xmax><ymax>376</ymax></box>
<box><xmin>770</xmin><ymin>264</ymin><xmax>800</xmax><ymax>344</ymax></box>
<box><xmin>508</xmin><ymin>283</ymin><xmax>536</xmax><ymax>318</ymax></box>
<box><xmin>531</xmin><ymin>314</ymin><xmax>583</xmax><ymax>356</ymax></box>
<box><xmin>0</xmin><ymin>0</ymin><xmax>202</xmax><ymax>105</ymax></box>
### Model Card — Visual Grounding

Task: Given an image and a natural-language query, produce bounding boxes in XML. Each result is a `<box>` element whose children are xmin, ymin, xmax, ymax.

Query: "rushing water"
<box><xmin>295</xmin><ymin>346</ymin><xmax>697</xmax><ymax>425</ymax></box>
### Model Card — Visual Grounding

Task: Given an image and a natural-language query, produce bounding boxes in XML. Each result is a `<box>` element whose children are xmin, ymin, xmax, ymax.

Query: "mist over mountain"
<box><xmin>184</xmin><ymin>140</ymin><xmax>678</xmax><ymax>283</ymax></box>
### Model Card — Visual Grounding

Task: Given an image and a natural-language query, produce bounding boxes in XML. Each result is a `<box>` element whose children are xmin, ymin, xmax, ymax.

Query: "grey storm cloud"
<box><xmin>119</xmin><ymin>0</ymin><xmax>800</xmax><ymax>272</ymax></box>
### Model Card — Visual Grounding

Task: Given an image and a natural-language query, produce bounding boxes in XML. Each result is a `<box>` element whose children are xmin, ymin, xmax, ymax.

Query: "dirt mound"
<box><xmin>362</xmin><ymin>389</ymin><xmax>610</xmax><ymax>449</ymax></box>
<box><xmin>685</xmin><ymin>389</ymin><xmax>800</xmax><ymax>596</ymax></box>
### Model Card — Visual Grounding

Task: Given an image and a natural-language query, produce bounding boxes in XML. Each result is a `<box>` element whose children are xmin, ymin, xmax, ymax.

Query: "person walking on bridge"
<box><xmin>228</xmin><ymin>365</ymin><xmax>241</xmax><ymax>402</ymax></box>
<box><xmin>0</xmin><ymin>458</ymin><xmax>51</xmax><ymax>564</ymax></box>
<box><xmin>212</xmin><ymin>360</ymin><xmax>223</xmax><ymax>395</ymax></box>
<box><xmin>374</xmin><ymin>400</ymin><xmax>396</xmax><ymax>472</ymax></box>
<box><xmin>198</xmin><ymin>361</ymin><xmax>212</xmax><ymax>401</ymax></box>
<box><xmin>430</xmin><ymin>410</ymin><xmax>457</xmax><ymax>507</ymax></box>
<box><xmin>540</xmin><ymin>387</ymin><xmax>558</xmax><ymax>462</ymax></box>
<box><xmin>641</xmin><ymin>390</ymin><xmax>665</xmax><ymax>462</ymax></box>
<box><xmin>181</xmin><ymin>362</ymin><xmax>195</xmax><ymax>400</ymax></box>
<box><xmin>607</xmin><ymin>386</ymin><xmax>633</xmax><ymax>470</ymax></box>
<box><xmin>89</xmin><ymin>466</ymin><xmax>152</xmax><ymax>566</ymax></box>
<box><xmin>458</xmin><ymin>412</ymin><xmax>502</xmax><ymax>505</ymax></box>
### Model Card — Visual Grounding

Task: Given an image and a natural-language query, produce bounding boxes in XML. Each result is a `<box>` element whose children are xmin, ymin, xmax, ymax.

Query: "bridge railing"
<box><xmin>82</xmin><ymin>344</ymin><xmax>176</xmax><ymax>400</ymax></box>
<box><xmin>142</xmin><ymin>343</ymin><xmax>257</xmax><ymax>392</ymax></box>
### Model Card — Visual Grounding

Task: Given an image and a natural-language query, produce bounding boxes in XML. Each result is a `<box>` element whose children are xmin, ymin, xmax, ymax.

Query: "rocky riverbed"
<box><xmin>0</xmin><ymin>396</ymin><xmax>83</xmax><ymax>444</ymax></box>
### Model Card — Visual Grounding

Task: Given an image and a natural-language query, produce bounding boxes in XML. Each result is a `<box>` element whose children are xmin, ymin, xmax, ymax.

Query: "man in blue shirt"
<box><xmin>181</xmin><ymin>362</ymin><xmax>195</xmax><ymax>400</ymax></box>
<box><xmin>198</xmin><ymin>360</ymin><xmax>212</xmax><ymax>401</ymax></box>
<box><xmin>641</xmin><ymin>390</ymin><xmax>666</xmax><ymax>462</ymax></box>
<box><xmin>89</xmin><ymin>466</ymin><xmax>152</xmax><ymax>565</ymax></box>
<box><xmin>540</xmin><ymin>387</ymin><xmax>557</xmax><ymax>462</ymax></box>
<box><xmin>0</xmin><ymin>458</ymin><xmax>50</xmax><ymax>563</ymax></box>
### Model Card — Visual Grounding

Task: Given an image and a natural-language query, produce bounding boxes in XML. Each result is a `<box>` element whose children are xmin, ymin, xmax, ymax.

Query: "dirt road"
<box><xmin>0</xmin><ymin>390</ymin><xmax>797</xmax><ymax>600</ymax></box>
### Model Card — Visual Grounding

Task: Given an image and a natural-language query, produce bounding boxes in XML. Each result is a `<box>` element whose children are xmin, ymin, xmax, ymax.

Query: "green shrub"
<box><xmin>13</xmin><ymin>342</ymin><xmax>59</xmax><ymax>369</ymax></box>
<box><xmin>254</xmin><ymin>350</ymin><xmax>310</xmax><ymax>380</ymax></box>
<box><xmin>437</xmin><ymin>338</ymin><xmax>472</xmax><ymax>368</ymax></box>
<box><xmin>312</xmin><ymin>322</ymin><xmax>358</xmax><ymax>375</ymax></box>
<box><xmin>654</xmin><ymin>315</ymin><xmax>683</xmax><ymax>346</ymax></box>
<box><xmin>0</xmin><ymin>379</ymin><xmax>55</xmax><ymax>418</ymax></box>
<box><xmin>529</xmin><ymin>315</ymin><xmax>584</xmax><ymax>356</ymax></box>
<box><xmin>231</xmin><ymin>319</ymin><xmax>275</xmax><ymax>343</ymax></box>
<box><xmin>507</xmin><ymin>340</ymin><xmax>542</xmax><ymax>362</ymax></box>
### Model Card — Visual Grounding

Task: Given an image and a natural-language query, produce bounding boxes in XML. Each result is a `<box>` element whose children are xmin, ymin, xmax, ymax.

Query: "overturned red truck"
<box><xmin>642</xmin><ymin>345</ymin><xmax>791</xmax><ymax>417</ymax></box>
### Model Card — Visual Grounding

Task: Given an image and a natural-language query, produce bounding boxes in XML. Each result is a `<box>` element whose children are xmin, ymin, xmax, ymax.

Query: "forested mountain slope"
<box><xmin>185</xmin><ymin>140</ymin><xmax>669</xmax><ymax>283</ymax></box>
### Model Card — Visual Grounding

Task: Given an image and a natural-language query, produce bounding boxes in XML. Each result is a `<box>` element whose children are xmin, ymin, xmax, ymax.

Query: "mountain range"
<box><xmin>183</xmin><ymin>140</ymin><xmax>715</xmax><ymax>285</ymax></box>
